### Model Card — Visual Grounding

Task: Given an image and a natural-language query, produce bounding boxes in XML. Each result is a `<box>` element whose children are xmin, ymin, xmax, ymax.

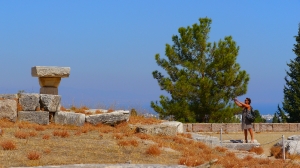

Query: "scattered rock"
<box><xmin>85</xmin><ymin>110</ymin><xmax>130</xmax><ymax>125</ymax></box>
<box><xmin>55</xmin><ymin>111</ymin><xmax>85</xmax><ymax>126</ymax></box>
<box><xmin>0</xmin><ymin>99</ymin><xmax>17</xmax><ymax>122</ymax></box>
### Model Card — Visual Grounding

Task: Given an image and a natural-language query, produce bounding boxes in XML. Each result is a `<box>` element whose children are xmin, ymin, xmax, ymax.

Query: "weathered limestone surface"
<box><xmin>18</xmin><ymin>111</ymin><xmax>49</xmax><ymax>125</ymax></box>
<box><xmin>222</xmin><ymin>140</ymin><xmax>260</xmax><ymax>150</ymax></box>
<box><xmin>184</xmin><ymin>123</ymin><xmax>192</xmax><ymax>132</ymax></box>
<box><xmin>190</xmin><ymin>133</ymin><xmax>220</xmax><ymax>146</ymax></box>
<box><xmin>31</xmin><ymin>66</ymin><xmax>70</xmax><ymax>78</ymax></box>
<box><xmin>161</xmin><ymin>121</ymin><xmax>183</xmax><ymax>133</ymax></box>
<box><xmin>40</xmin><ymin>94</ymin><xmax>61</xmax><ymax>112</ymax></box>
<box><xmin>0</xmin><ymin>99</ymin><xmax>17</xmax><ymax>122</ymax></box>
<box><xmin>19</xmin><ymin>93</ymin><xmax>40</xmax><ymax>111</ymax></box>
<box><xmin>274</xmin><ymin>136</ymin><xmax>300</xmax><ymax>155</ymax></box>
<box><xmin>55</xmin><ymin>112</ymin><xmax>85</xmax><ymax>126</ymax></box>
<box><xmin>0</xmin><ymin>94</ymin><xmax>18</xmax><ymax>99</ymax></box>
<box><xmin>135</xmin><ymin>124</ymin><xmax>177</xmax><ymax>136</ymax></box>
<box><xmin>85</xmin><ymin>110</ymin><xmax>130</xmax><ymax>125</ymax></box>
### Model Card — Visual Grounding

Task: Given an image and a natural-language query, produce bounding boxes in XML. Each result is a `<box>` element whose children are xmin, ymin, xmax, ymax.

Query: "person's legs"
<box><xmin>244</xmin><ymin>129</ymin><xmax>248</xmax><ymax>143</ymax></box>
<box><xmin>248</xmin><ymin>128</ymin><xmax>254</xmax><ymax>143</ymax></box>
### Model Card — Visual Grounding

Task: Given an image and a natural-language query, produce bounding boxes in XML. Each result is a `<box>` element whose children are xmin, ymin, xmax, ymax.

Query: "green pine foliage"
<box><xmin>276</xmin><ymin>104</ymin><xmax>287</xmax><ymax>123</ymax></box>
<box><xmin>151</xmin><ymin>18</ymin><xmax>250</xmax><ymax>123</ymax></box>
<box><xmin>253</xmin><ymin>109</ymin><xmax>266</xmax><ymax>123</ymax></box>
<box><xmin>272</xmin><ymin>113</ymin><xmax>280</xmax><ymax>123</ymax></box>
<box><xmin>282</xmin><ymin>23</ymin><xmax>300</xmax><ymax>122</ymax></box>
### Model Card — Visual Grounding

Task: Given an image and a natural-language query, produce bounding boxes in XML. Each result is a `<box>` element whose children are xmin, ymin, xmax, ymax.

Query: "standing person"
<box><xmin>233</xmin><ymin>97</ymin><xmax>255</xmax><ymax>143</ymax></box>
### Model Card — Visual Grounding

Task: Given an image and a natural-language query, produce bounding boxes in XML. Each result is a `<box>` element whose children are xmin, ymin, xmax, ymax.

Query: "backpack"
<box><xmin>246</xmin><ymin>107</ymin><xmax>255</xmax><ymax>122</ymax></box>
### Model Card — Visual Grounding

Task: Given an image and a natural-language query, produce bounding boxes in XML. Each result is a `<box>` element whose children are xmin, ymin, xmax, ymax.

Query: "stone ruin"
<box><xmin>0</xmin><ymin>66</ymin><xmax>130</xmax><ymax>127</ymax></box>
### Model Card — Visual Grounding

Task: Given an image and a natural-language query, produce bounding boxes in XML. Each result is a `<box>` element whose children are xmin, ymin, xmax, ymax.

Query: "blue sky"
<box><xmin>0</xmin><ymin>1</ymin><xmax>299</xmax><ymax>115</ymax></box>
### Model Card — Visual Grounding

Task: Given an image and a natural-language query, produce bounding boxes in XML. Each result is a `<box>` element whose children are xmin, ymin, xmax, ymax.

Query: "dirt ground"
<box><xmin>200</xmin><ymin>132</ymin><xmax>299</xmax><ymax>156</ymax></box>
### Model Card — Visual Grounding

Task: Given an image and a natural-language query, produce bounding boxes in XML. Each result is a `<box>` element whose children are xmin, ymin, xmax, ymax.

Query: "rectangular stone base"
<box><xmin>18</xmin><ymin>111</ymin><xmax>49</xmax><ymax>125</ymax></box>
<box><xmin>40</xmin><ymin>87</ymin><xmax>58</xmax><ymax>95</ymax></box>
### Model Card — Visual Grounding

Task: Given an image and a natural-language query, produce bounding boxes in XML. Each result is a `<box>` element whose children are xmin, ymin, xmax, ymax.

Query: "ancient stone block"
<box><xmin>192</xmin><ymin>123</ymin><xmax>212</xmax><ymax>132</ymax></box>
<box><xmin>289</xmin><ymin>123</ymin><xmax>298</xmax><ymax>132</ymax></box>
<box><xmin>190</xmin><ymin>133</ymin><xmax>220</xmax><ymax>147</ymax></box>
<box><xmin>39</xmin><ymin>77</ymin><xmax>61</xmax><ymax>87</ymax></box>
<box><xmin>40</xmin><ymin>94</ymin><xmax>61</xmax><ymax>112</ymax></box>
<box><xmin>0</xmin><ymin>99</ymin><xmax>17</xmax><ymax>122</ymax></box>
<box><xmin>135</xmin><ymin>124</ymin><xmax>177</xmax><ymax>136</ymax></box>
<box><xmin>85</xmin><ymin>110</ymin><xmax>130</xmax><ymax>125</ymax></box>
<box><xmin>18</xmin><ymin>111</ymin><xmax>49</xmax><ymax>125</ymax></box>
<box><xmin>19</xmin><ymin>93</ymin><xmax>40</xmax><ymax>111</ymax></box>
<box><xmin>161</xmin><ymin>121</ymin><xmax>183</xmax><ymax>133</ymax></box>
<box><xmin>31</xmin><ymin>66</ymin><xmax>70</xmax><ymax>78</ymax></box>
<box><xmin>54</xmin><ymin>111</ymin><xmax>85</xmax><ymax>126</ymax></box>
<box><xmin>0</xmin><ymin>94</ymin><xmax>18</xmax><ymax>100</ymax></box>
<box><xmin>259</xmin><ymin>123</ymin><xmax>273</xmax><ymax>132</ymax></box>
<box><xmin>40</xmin><ymin>87</ymin><xmax>58</xmax><ymax>95</ymax></box>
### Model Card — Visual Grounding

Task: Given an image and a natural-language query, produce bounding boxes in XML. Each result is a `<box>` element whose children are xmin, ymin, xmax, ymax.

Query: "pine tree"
<box><xmin>253</xmin><ymin>109</ymin><xmax>266</xmax><ymax>123</ymax></box>
<box><xmin>282</xmin><ymin>23</ymin><xmax>300</xmax><ymax>122</ymax></box>
<box><xmin>276</xmin><ymin>104</ymin><xmax>287</xmax><ymax>123</ymax></box>
<box><xmin>272</xmin><ymin>113</ymin><xmax>279</xmax><ymax>123</ymax></box>
<box><xmin>151</xmin><ymin>18</ymin><xmax>250</xmax><ymax>123</ymax></box>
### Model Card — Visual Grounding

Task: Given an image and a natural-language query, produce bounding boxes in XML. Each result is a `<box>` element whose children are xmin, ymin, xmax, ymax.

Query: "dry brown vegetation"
<box><xmin>0</xmin><ymin>116</ymin><xmax>300</xmax><ymax>167</ymax></box>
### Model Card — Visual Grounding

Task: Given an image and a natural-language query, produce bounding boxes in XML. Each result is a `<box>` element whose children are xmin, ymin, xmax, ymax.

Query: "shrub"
<box><xmin>146</xmin><ymin>145</ymin><xmax>161</xmax><ymax>156</ymax></box>
<box><xmin>14</xmin><ymin>131</ymin><xmax>29</xmax><ymax>139</ymax></box>
<box><xmin>130</xmin><ymin>108</ymin><xmax>138</xmax><ymax>116</ymax></box>
<box><xmin>1</xmin><ymin>140</ymin><xmax>16</xmax><ymax>150</ymax></box>
<box><xmin>27</xmin><ymin>151</ymin><xmax>41</xmax><ymax>160</ymax></box>
<box><xmin>270</xmin><ymin>146</ymin><xmax>287</xmax><ymax>159</ymax></box>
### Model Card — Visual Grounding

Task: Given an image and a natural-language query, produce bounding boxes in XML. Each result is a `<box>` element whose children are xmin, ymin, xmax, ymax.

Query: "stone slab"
<box><xmin>0</xmin><ymin>94</ymin><xmax>18</xmax><ymax>100</ymax></box>
<box><xmin>54</xmin><ymin>111</ymin><xmax>85</xmax><ymax>126</ymax></box>
<box><xmin>86</xmin><ymin>110</ymin><xmax>130</xmax><ymax>125</ymax></box>
<box><xmin>31</xmin><ymin>66</ymin><xmax>70</xmax><ymax>77</ymax></box>
<box><xmin>190</xmin><ymin>133</ymin><xmax>220</xmax><ymax>147</ymax></box>
<box><xmin>0</xmin><ymin>99</ymin><xmax>17</xmax><ymax>122</ymax></box>
<box><xmin>161</xmin><ymin>121</ymin><xmax>183</xmax><ymax>133</ymax></box>
<box><xmin>222</xmin><ymin>142</ymin><xmax>260</xmax><ymax>151</ymax></box>
<box><xmin>18</xmin><ymin>111</ymin><xmax>49</xmax><ymax>125</ymax></box>
<box><xmin>192</xmin><ymin>123</ymin><xmax>211</xmax><ymax>132</ymax></box>
<box><xmin>135</xmin><ymin>124</ymin><xmax>177</xmax><ymax>136</ymax></box>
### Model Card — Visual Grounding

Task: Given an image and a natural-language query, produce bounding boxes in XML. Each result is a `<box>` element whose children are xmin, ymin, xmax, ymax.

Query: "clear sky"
<box><xmin>0</xmin><ymin>1</ymin><xmax>299</xmax><ymax>115</ymax></box>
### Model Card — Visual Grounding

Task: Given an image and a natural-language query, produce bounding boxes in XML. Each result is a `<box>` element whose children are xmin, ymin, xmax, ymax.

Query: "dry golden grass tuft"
<box><xmin>0</xmin><ymin>129</ymin><xmax>3</xmax><ymax>136</ymax></box>
<box><xmin>214</xmin><ymin>146</ymin><xmax>227</xmax><ymax>152</ymax></box>
<box><xmin>53</xmin><ymin>130</ymin><xmax>69</xmax><ymax>138</ymax></box>
<box><xmin>27</xmin><ymin>151</ymin><xmax>41</xmax><ymax>160</ymax></box>
<box><xmin>34</xmin><ymin>125</ymin><xmax>46</xmax><ymax>131</ymax></box>
<box><xmin>14</xmin><ymin>131</ymin><xmax>29</xmax><ymax>139</ymax></box>
<box><xmin>178</xmin><ymin>155</ymin><xmax>205</xmax><ymax>167</ymax></box>
<box><xmin>17</xmin><ymin>103</ymin><xmax>23</xmax><ymax>111</ymax></box>
<box><xmin>43</xmin><ymin>148</ymin><xmax>51</xmax><ymax>154</ymax></box>
<box><xmin>29</xmin><ymin>131</ymin><xmax>38</xmax><ymax>137</ymax></box>
<box><xmin>177</xmin><ymin>133</ymin><xmax>192</xmax><ymax>139</ymax></box>
<box><xmin>42</xmin><ymin>134</ymin><xmax>50</xmax><ymax>140</ymax></box>
<box><xmin>146</xmin><ymin>144</ymin><xmax>161</xmax><ymax>156</ymax></box>
<box><xmin>1</xmin><ymin>140</ymin><xmax>16</xmax><ymax>150</ymax></box>
<box><xmin>270</xmin><ymin>146</ymin><xmax>285</xmax><ymax>159</ymax></box>
<box><xmin>95</xmin><ymin>110</ymin><xmax>103</xmax><ymax>114</ymax></box>
<box><xmin>113</xmin><ymin>133</ymin><xmax>124</xmax><ymax>140</ymax></box>
<box><xmin>117</xmin><ymin>139</ymin><xmax>139</xmax><ymax>147</ymax></box>
<box><xmin>249</xmin><ymin>146</ymin><xmax>264</xmax><ymax>155</ymax></box>
<box><xmin>128</xmin><ymin>115</ymin><xmax>162</xmax><ymax>125</ymax></box>
<box><xmin>60</xmin><ymin>106</ymin><xmax>67</xmax><ymax>111</ymax></box>
<box><xmin>134</xmin><ymin>133</ymin><xmax>151</xmax><ymax>140</ymax></box>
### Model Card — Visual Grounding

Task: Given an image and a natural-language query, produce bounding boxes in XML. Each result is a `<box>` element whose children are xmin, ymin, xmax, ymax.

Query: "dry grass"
<box><xmin>27</xmin><ymin>151</ymin><xmax>41</xmax><ymax>160</ymax></box>
<box><xmin>0</xmin><ymin>117</ymin><xmax>300</xmax><ymax>167</ymax></box>
<box><xmin>249</xmin><ymin>146</ymin><xmax>264</xmax><ymax>155</ymax></box>
<box><xmin>14</xmin><ymin>131</ymin><xmax>29</xmax><ymax>139</ymax></box>
<box><xmin>1</xmin><ymin>140</ymin><xmax>17</xmax><ymax>150</ymax></box>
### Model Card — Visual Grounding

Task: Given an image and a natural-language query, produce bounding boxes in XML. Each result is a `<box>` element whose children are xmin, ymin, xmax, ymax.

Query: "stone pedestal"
<box><xmin>31</xmin><ymin>66</ymin><xmax>70</xmax><ymax>95</ymax></box>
